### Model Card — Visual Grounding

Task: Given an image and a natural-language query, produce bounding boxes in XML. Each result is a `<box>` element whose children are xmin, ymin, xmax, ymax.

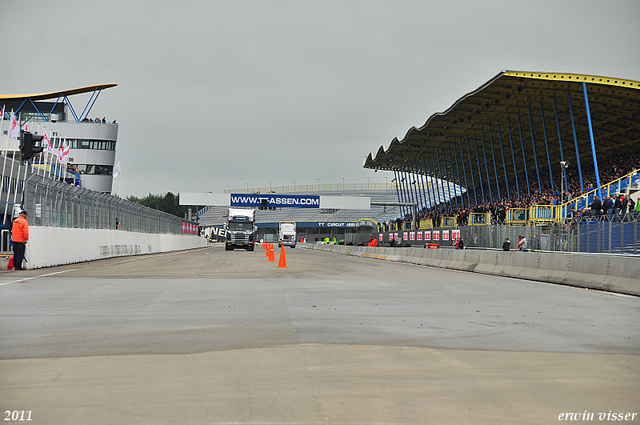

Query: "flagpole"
<box><xmin>11</xmin><ymin>116</ymin><xmax>29</xmax><ymax>214</ymax></box>
<box><xmin>3</xmin><ymin>110</ymin><xmax>17</xmax><ymax>222</ymax></box>
<box><xmin>0</xmin><ymin>105</ymin><xmax>6</xmax><ymax>228</ymax></box>
<box><xmin>35</xmin><ymin>123</ymin><xmax>42</xmax><ymax>177</ymax></box>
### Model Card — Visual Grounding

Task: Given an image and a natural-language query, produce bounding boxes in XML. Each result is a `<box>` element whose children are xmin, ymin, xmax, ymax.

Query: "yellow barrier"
<box><xmin>441</xmin><ymin>217</ymin><xmax>457</xmax><ymax>228</ymax></box>
<box><xmin>530</xmin><ymin>205</ymin><xmax>559</xmax><ymax>223</ymax></box>
<box><xmin>419</xmin><ymin>219</ymin><xmax>433</xmax><ymax>229</ymax></box>
<box><xmin>506</xmin><ymin>208</ymin><xmax>530</xmax><ymax>225</ymax></box>
<box><xmin>469</xmin><ymin>213</ymin><xmax>490</xmax><ymax>225</ymax></box>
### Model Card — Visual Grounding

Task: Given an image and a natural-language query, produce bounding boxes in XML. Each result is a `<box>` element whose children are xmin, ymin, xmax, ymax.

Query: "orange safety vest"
<box><xmin>12</xmin><ymin>216</ymin><xmax>29</xmax><ymax>243</ymax></box>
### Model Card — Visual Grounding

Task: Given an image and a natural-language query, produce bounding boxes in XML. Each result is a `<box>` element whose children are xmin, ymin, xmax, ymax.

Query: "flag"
<box><xmin>113</xmin><ymin>156</ymin><xmax>121</xmax><ymax>178</ymax></box>
<box><xmin>43</xmin><ymin>131</ymin><xmax>52</xmax><ymax>155</ymax></box>
<box><xmin>0</xmin><ymin>106</ymin><xmax>5</xmax><ymax>119</ymax></box>
<box><xmin>8</xmin><ymin>112</ymin><xmax>19</xmax><ymax>143</ymax></box>
<box><xmin>59</xmin><ymin>142</ymin><xmax>70</xmax><ymax>163</ymax></box>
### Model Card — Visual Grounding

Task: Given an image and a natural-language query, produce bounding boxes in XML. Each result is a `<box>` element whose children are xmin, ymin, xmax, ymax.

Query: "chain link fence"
<box><xmin>0</xmin><ymin>165</ymin><xmax>197</xmax><ymax>252</ymax></box>
<box><xmin>366</xmin><ymin>213</ymin><xmax>639</xmax><ymax>254</ymax></box>
<box><xmin>22</xmin><ymin>173</ymin><xmax>191</xmax><ymax>234</ymax></box>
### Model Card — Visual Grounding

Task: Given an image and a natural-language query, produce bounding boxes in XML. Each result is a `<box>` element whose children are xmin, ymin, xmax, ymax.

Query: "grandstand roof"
<box><xmin>0</xmin><ymin>84</ymin><xmax>118</xmax><ymax>102</ymax></box>
<box><xmin>364</xmin><ymin>71</ymin><xmax>640</xmax><ymax>173</ymax></box>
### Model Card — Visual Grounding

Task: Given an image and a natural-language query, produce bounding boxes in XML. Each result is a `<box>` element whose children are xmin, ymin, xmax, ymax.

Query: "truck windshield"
<box><xmin>229</xmin><ymin>222</ymin><xmax>252</xmax><ymax>231</ymax></box>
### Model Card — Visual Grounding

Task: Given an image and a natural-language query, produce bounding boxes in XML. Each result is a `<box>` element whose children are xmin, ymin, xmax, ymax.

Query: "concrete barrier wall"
<box><xmin>306</xmin><ymin>244</ymin><xmax>640</xmax><ymax>296</ymax></box>
<box><xmin>16</xmin><ymin>227</ymin><xmax>207</xmax><ymax>269</ymax></box>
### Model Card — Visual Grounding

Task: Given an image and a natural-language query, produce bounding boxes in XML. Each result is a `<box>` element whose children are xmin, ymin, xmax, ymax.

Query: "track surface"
<box><xmin>1</xmin><ymin>244</ymin><xmax>638</xmax><ymax>424</ymax></box>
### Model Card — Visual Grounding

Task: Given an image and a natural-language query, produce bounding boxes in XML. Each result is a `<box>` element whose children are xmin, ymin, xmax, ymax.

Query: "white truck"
<box><xmin>278</xmin><ymin>222</ymin><xmax>297</xmax><ymax>248</ymax></box>
<box><xmin>225</xmin><ymin>208</ymin><xmax>257</xmax><ymax>251</ymax></box>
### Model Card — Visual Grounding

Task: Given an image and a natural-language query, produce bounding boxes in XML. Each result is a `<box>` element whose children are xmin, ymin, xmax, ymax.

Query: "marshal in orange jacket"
<box><xmin>12</xmin><ymin>215</ymin><xmax>29</xmax><ymax>243</ymax></box>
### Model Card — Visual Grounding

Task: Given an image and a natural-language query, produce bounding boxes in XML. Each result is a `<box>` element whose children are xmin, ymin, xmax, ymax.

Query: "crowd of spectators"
<box><xmin>81</xmin><ymin>117</ymin><xmax>117</xmax><ymax>124</ymax></box>
<box><xmin>385</xmin><ymin>153</ymin><xmax>640</xmax><ymax>229</ymax></box>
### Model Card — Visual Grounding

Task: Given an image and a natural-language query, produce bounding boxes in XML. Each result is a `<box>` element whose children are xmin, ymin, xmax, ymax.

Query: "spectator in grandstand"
<box><xmin>613</xmin><ymin>194</ymin><xmax>622</xmax><ymax>221</ymax></box>
<box><xmin>604</xmin><ymin>196</ymin><xmax>615</xmax><ymax>221</ymax></box>
<box><xmin>590</xmin><ymin>196</ymin><xmax>602</xmax><ymax>220</ymax></box>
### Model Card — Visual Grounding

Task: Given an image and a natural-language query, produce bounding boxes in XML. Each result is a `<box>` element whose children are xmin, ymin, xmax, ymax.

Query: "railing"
<box><xmin>506</xmin><ymin>208</ymin><xmax>529</xmax><ymax>225</ymax></box>
<box><xmin>560</xmin><ymin>169</ymin><xmax>640</xmax><ymax>220</ymax></box>
<box><xmin>226</xmin><ymin>182</ymin><xmax>392</xmax><ymax>194</ymax></box>
<box><xmin>469</xmin><ymin>213</ymin><xmax>490</xmax><ymax>226</ymax></box>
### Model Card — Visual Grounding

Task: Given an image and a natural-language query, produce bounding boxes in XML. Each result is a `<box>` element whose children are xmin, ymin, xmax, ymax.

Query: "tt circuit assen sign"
<box><xmin>230</xmin><ymin>194</ymin><xmax>320</xmax><ymax>209</ymax></box>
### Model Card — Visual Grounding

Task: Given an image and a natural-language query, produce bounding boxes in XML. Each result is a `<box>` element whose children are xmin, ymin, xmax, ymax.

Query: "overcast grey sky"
<box><xmin>2</xmin><ymin>0</ymin><xmax>639</xmax><ymax>198</ymax></box>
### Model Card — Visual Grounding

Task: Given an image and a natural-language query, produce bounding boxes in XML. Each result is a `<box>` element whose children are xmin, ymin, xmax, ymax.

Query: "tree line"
<box><xmin>126</xmin><ymin>192</ymin><xmax>189</xmax><ymax>218</ymax></box>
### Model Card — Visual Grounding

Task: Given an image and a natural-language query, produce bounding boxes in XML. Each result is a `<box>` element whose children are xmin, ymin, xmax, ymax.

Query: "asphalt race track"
<box><xmin>1</xmin><ymin>244</ymin><xmax>638</xmax><ymax>424</ymax></box>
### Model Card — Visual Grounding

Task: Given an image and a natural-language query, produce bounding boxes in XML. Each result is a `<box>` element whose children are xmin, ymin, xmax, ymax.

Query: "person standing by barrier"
<box><xmin>368</xmin><ymin>234</ymin><xmax>378</xmax><ymax>247</ymax></box>
<box><xmin>517</xmin><ymin>235</ymin><xmax>528</xmax><ymax>252</ymax></box>
<box><xmin>503</xmin><ymin>238</ymin><xmax>511</xmax><ymax>251</ymax></box>
<box><xmin>12</xmin><ymin>210</ymin><xmax>29</xmax><ymax>270</ymax></box>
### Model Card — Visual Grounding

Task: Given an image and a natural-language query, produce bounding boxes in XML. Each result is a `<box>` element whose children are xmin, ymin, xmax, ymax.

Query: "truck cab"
<box><xmin>278</xmin><ymin>222</ymin><xmax>296</xmax><ymax>248</ymax></box>
<box><xmin>226</xmin><ymin>208</ymin><xmax>257</xmax><ymax>251</ymax></box>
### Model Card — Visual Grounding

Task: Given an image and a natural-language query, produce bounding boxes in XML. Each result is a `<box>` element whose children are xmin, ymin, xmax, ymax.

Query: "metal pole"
<box><xmin>488</xmin><ymin>125</ymin><xmax>501</xmax><ymax>201</ymax></box>
<box><xmin>480</xmin><ymin>130</ymin><xmax>493</xmax><ymax>204</ymax></box>
<box><xmin>527</xmin><ymin>106</ymin><xmax>542</xmax><ymax>194</ymax></box>
<box><xmin>419</xmin><ymin>158</ymin><xmax>433</xmax><ymax>210</ymax></box>
<box><xmin>582</xmin><ymin>82</ymin><xmax>603</xmax><ymax>200</ymax></box>
<box><xmin>430</xmin><ymin>154</ymin><xmax>443</xmax><ymax>213</ymax></box>
<box><xmin>553</xmin><ymin>97</ymin><xmax>569</xmax><ymax>193</ymax></box>
<box><xmin>506</xmin><ymin>118</ymin><xmax>520</xmax><ymax>199</ymax></box>
<box><xmin>465</xmin><ymin>136</ymin><xmax>478</xmax><ymax>206</ymax></box>
<box><xmin>497</xmin><ymin>121</ymin><xmax>510</xmax><ymax>201</ymax></box>
<box><xmin>516</xmin><ymin>112</ymin><xmax>531</xmax><ymax>197</ymax></box>
<box><xmin>539</xmin><ymin>102</ymin><xmax>554</xmax><ymax>191</ymax></box>
<box><xmin>447</xmin><ymin>147</ymin><xmax>459</xmax><ymax>210</ymax></box>
<box><xmin>413</xmin><ymin>161</ymin><xmax>425</xmax><ymax>212</ymax></box>
<box><xmin>453</xmin><ymin>142</ymin><xmax>465</xmax><ymax>209</ymax></box>
<box><xmin>473</xmin><ymin>135</ymin><xmax>486</xmax><ymax>204</ymax></box>
<box><xmin>426</xmin><ymin>156</ymin><xmax>439</xmax><ymax>212</ymax></box>
<box><xmin>459</xmin><ymin>138</ymin><xmax>471</xmax><ymax>208</ymax></box>
<box><xmin>567</xmin><ymin>89</ymin><xmax>584</xmax><ymax>194</ymax></box>
<box><xmin>436</xmin><ymin>149</ymin><xmax>448</xmax><ymax>213</ymax></box>
<box><xmin>393</xmin><ymin>170</ymin><xmax>403</xmax><ymax>215</ymax></box>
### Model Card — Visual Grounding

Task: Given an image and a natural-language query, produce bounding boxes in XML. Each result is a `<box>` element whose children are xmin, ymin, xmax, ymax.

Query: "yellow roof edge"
<box><xmin>503</xmin><ymin>71</ymin><xmax>640</xmax><ymax>89</ymax></box>
<box><xmin>0</xmin><ymin>84</ymin><xmax>118</xmax><ymax>101</ymax></box>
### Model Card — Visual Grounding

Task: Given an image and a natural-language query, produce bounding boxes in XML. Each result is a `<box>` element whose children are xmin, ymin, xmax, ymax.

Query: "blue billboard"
<box><xmin>230</xmin><ymin>194</ymin><xmax>320</xmax><ymax>208</ymax></box>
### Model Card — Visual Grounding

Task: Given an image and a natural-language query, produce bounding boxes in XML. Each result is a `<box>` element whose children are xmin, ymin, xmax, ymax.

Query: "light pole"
<box><xmin>245</xmin><ymin>182</ymin><xmax>248</xmax><ymax>192</ymax></box>
<box><xmin>317</xmin><ymin>177</ymin><xmax>320</xmax><ymax>189</ymax></box>
<box><xmin>269</xmin><ymin>180</ymin><xmax>272</xmax><ymax>193</ymax></box>
<box><xmin>560</xmin><ymin>161</ymin><xmax>569</xmax><ymax>219</ymax></box>
<box><xmin>385</xmin><ymin>176</ymin><xmax>388</xmax><ymax>188</ymax></box>
<box><xmin>367</xmin><ymin>176</ymin><xmax>369</xmax><ymax>189</ymax></box>
<box><xmin>342</xmin><ymin>176</ymin><xmax>344</xmax><ymax>190</ymax></box>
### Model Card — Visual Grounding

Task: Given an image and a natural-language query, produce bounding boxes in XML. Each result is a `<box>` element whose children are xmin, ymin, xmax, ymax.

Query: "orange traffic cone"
<box><xmin>267</xmin><ymin>245</ymin><xmax>275</xmax><ymax>262</ymax></box>
<box><xmin>265</xmin><ymin>243</ymin><xmax>271</xmax><ymax>257</ymax></box>
<box><xmin>277</xmin><ymin>245</ymin><xmax>288</xmax><ymax>268</ymax></box>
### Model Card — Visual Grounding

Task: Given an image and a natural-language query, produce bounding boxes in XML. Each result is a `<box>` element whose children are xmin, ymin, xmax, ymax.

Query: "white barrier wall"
<box><xmin>306</xmin><ymin>244</ymin><xmax>640</xmax><ymax>296</ymax></box>
<box><xmin>24</xmin><ymin>226</ymin><xmax>207</xmax><ymax>269</ymax></box>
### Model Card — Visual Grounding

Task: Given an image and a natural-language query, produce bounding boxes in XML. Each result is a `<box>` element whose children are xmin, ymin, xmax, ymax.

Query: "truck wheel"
<box><xmin>225</xmin><ymin>245</ymin><xmax>233</xmax><ymax>251</ymax></box>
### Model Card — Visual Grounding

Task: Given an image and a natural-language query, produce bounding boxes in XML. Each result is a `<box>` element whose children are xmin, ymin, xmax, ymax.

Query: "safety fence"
<box><xmin>368</xmin><ymin>213</ymin><xmax>639</xmax><ymax>254</ymax></box>
<box><xmin>1</xmin><ymin>163</ymin><xmax>198</xmax><ymax>252</ymax></box>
